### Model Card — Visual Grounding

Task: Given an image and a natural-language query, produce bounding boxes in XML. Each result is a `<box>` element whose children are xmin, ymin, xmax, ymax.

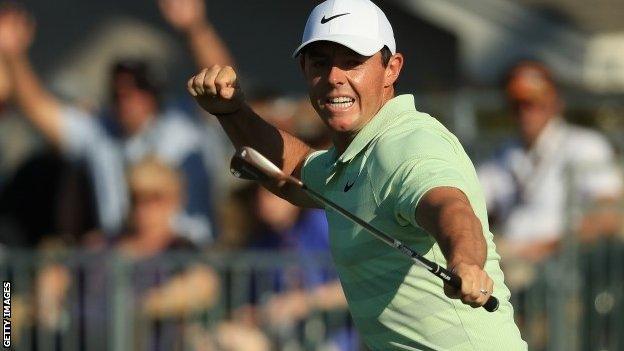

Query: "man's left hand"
<box><xmin>444</xmin><ymin>262</ymin><xmax>494</xmax><ymax>308</ymax></box>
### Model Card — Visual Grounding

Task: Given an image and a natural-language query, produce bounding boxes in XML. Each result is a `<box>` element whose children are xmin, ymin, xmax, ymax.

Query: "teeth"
<box><xmin>326</xmin><ymin>97</ymin><xmax>355</xmax><ymax>109</ymax></box>
<box><xmin>330</xmin><ymin>102</ymin><xmax>353</xmax><ymax>109</ymax></box>
<box><xmin>328</xmin><ymin>97</ymin><xmax>354</xmax><ymax>103</ymax></box>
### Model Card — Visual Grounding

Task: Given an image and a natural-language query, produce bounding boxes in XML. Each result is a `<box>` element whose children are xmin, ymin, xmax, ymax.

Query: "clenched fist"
<box><xmin>187</xmin><ymin>65</ymin><xmax>244</xmax><ymax>115</ymax></box>
<box><xmin>444</xmin><ymin>262</ymin><xmax>494</xmax><ymax>308</ymax></box>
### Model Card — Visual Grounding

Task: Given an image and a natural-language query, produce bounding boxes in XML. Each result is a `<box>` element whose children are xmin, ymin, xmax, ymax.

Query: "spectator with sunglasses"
<box><xmin>478</xmin><ymin>60</ymin><xmax>622</xmax><ymax>268</ymax></box>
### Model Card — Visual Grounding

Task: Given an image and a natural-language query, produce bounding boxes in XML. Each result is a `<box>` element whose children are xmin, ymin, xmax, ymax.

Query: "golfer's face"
<box><xmin>302</xmin><ymin>42</ymin><xmax>387</xmax><ymax>134</ymax></box>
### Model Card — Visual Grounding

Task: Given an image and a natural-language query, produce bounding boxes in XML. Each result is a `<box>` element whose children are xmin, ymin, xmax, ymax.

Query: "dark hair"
<box><xmin>111</xmin><ymin>59</ymin><xmax>164</xmax><ymax>105</ymax></box>
<box><xmin>380</xmin><ymin>46</ymin><xmax>399</xmax><ymax>89</ymax></box>
<box><xmin>380</xmin><ymin>46</ymin><xmax>393</xmax><ymax>67</ymax></box>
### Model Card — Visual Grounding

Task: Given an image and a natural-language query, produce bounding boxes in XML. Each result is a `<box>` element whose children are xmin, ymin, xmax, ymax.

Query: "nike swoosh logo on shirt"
<box><xmin>344</xmin><ymin>179</ymin><xmax>356</xmax><ymax>192</ymax></box>
<box><xmin>321</xmin><ymin>13</ymin><xmax>350</xmax><ymax>24</ymax></box>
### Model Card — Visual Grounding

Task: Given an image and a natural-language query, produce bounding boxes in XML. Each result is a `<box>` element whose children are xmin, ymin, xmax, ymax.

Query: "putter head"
<box><xmin>230</xmin><ymin>147</ymin><xmax>285</xmax><ymax>181</ymax></box>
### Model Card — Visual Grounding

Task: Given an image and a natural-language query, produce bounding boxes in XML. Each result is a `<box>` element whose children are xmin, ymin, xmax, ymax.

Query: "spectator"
<box><xmin>0</xmin><ymin>5</ymin><xmax>222</xmax><ymax>245</ymax></box>
<box><xmin>119</xmin><ymin>156</ymin><xmax>219</xmax><ymax>320</ymax></box>
<box><xmin>478</xmin><ymin>60</ymin><xmax>622</xmax><ymax>266</ymax></box>
<box><xmin>248</xmin><ymin>186</ymin><xmax>356</xmax><ymax>351</ymax></box>
<box><xmin>25</xmin><ymin>157</ymin><xmax>222</xmax><ymax>351</ymax></box>
<box><xmin>118</xmin><ymin>155</ymin><xmax>199</xmax><ymax>258</ymax></box>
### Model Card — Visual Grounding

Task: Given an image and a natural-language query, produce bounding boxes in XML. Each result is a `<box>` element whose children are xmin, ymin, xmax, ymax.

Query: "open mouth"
<box><xmin>325</xmin><ymin>96</ymin><xmax>355</xmax><ymax>110</ymax></box>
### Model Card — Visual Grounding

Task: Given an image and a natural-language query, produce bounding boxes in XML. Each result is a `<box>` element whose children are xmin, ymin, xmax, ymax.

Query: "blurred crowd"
<box><xmin>0</xmin><ymin>0</ymin><xmax>622</xmax><ymax>350</ymax></box>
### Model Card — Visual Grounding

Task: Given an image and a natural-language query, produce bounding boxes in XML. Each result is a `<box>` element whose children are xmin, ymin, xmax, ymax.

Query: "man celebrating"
<box><xmin>188</xmin><ymin>0</ymin><xmax>526</xmax><ymax>349</ymax></box>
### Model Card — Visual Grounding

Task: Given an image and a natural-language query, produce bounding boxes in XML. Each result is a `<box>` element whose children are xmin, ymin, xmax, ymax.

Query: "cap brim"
<box><xmin>292</xmin><ymin>35</ymin><xmax>385</xmax><ymax>58</ymax></box>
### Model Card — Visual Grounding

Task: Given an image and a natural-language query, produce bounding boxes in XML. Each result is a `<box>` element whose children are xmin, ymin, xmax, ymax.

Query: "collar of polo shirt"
<box><xmin>333</xmin><ymin>94</ymin><xmax>417</xmax><ymax>164</ymax></box>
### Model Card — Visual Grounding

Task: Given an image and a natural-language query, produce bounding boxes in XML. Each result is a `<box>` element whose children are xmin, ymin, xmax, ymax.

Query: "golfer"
<box><xmin>188</xmin><ymin>0</ymin><xmax>526</xmax><ymax>349</ymax></box>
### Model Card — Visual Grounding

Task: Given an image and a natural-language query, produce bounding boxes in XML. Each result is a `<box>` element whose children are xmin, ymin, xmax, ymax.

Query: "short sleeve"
<box><xmin>394</xmin><ymin>157</ymin><xmax>470</xmax><ymax>229</ymax></box>
<box><xmin>60</xmin><ymin>106</ymin><xmax>101</xmax><ymax>159</ymax></box>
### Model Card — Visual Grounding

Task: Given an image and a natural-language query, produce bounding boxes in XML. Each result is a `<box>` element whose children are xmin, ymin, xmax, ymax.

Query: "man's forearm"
<box><xmin>436</xmin><ymin>202</ymin><xmax>487</xmax><ymax>269</ymax></box>
<box><xmin>416</xmin><ymin>188</ymin><xmax>487</xmax><ymax>269</ymax></box>
<box><xmin>215</xmin><ymin>104</ymin><xmax>319</xmax><ymax>207</ymax></box>
<box><xmin>215</xmin><ymin>104</ymin><xmax>311</xmax><ymax>177</ymax></box>
<box><xmin>188</xmin><ymin>65</ymin><xmax>318</xmax><ymax>206</ymax></box>
<box><xmin>417</xmin><ymin>188</ymin><xmax>495</xmax><ymax>307</ymax></box>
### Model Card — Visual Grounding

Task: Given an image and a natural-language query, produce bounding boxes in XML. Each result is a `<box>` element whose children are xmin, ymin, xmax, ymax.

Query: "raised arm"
<box><xmin>159</xmin><ymin>0</ymin><xmax>235</xmax><ymax>69</ymax></box>
<box><xmin>187</xmin><ymin>65</ymin><xmax>318</xmax><ymax>208</ymax></box>
<box><xmin>0</xmin><ymin>7</ymin><xmax>63</xmax><ymax>146</ymax></box>
<box><xmin>416</xmin><ymin>186</ymin><xmax>493</xmax><ymax>308</ymax></box>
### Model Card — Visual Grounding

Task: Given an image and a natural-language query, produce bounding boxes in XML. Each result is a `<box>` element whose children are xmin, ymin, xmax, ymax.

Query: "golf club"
<box><xmin>230</xmin><ymin>146</ymin><xmax>499</xmax><ymax>312</ymax></box>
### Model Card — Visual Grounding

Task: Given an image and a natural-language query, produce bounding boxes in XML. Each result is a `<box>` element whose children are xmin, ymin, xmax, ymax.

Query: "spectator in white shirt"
<box><xmin>478</xmin><ymin>61</ymin><xmax>622</xmax><ymax>264</ymax></box>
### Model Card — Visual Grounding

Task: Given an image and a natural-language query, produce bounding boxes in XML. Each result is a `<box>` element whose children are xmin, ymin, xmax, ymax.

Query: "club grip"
<box><xmin>483</xmin><ymin>296</ymin><xmax>499</xmax><ymax>312</ymax></box>
<box><xmin>439</xmin><ymin>266</ymin><xmax>499</xmax><ymax>313</ymax></box>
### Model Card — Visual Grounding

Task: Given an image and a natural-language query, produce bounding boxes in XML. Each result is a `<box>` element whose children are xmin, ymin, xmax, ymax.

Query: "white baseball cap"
<box><xmin>292</xmin><ymin>0</ymin><xmax>396</xmax><ymax>58</ymax></box>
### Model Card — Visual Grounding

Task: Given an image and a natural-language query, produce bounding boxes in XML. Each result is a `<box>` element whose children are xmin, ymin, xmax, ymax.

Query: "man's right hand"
<box><xmin>0</xmin><ymin>5</ymin><xmax>34</xmax><ymax>57</ymax></box>
<box><xmin>187</xmin><ymin>65</ymin><xmax>244</xmax><ymax>115</ymax></box>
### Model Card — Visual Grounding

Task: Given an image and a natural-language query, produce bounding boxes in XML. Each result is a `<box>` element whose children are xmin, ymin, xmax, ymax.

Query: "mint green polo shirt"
<box><xmin>301</xmin><ymin>95</ymin><xmax>526</xmax><ymax>350</ymax></box>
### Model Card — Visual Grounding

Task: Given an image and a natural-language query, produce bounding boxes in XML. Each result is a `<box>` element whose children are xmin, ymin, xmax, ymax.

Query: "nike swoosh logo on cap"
<box><xmin>321</xmin><ymin>13</ymin><xmax>350</xmax><ymax>24</ymax></box>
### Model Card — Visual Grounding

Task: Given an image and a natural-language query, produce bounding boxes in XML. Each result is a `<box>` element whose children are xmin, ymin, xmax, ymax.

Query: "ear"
<box><xmin>384</xmin><ymin>53</ymin><xmax>404</xmax><ymax>88</ymax></box>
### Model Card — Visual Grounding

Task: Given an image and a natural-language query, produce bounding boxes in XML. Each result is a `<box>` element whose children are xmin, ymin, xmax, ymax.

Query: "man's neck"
<box><xmin>333</xmin><ymin>89</ymin><xmax>395</xmax><ymax>154</ymax></box>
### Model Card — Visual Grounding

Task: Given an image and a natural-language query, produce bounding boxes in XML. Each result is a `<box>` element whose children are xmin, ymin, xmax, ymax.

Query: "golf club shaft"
<box><xmin>231</xmin><ymin>147</ymin><xmax>498</xmax><ymax>312</ymax></box>
<box><xmin>299</xmin><ymin>184</ymin><xmax>499</xmax><ymax>313</ymax></box>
